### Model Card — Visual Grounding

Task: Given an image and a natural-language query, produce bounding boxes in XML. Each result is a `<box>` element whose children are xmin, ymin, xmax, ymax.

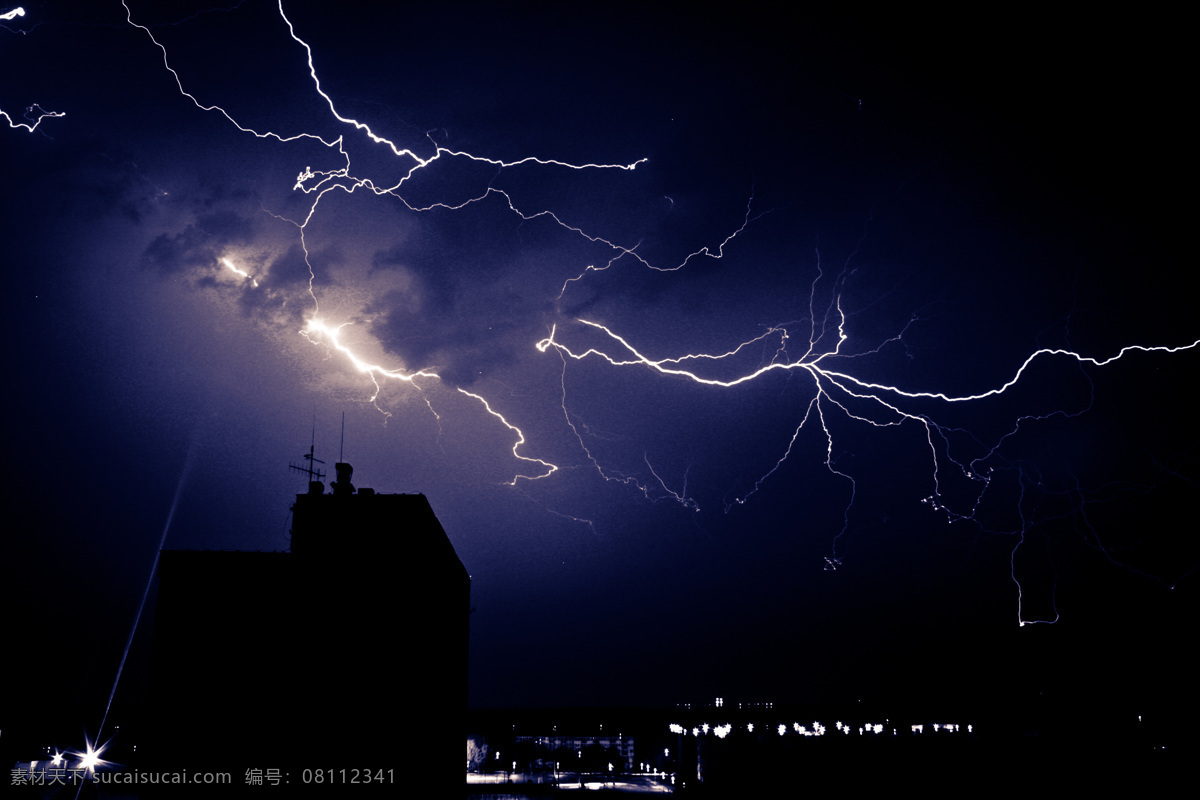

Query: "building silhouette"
<box><xmin>146</xmin><ymin>462</ymin><xmax>469</xmax><ymax>794</ymax></box>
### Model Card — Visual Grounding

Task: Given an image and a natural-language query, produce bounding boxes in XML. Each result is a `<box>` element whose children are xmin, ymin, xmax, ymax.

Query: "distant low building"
<box><xmin>520</xmin><ymin>733</ymin><xmax>635</xmax><ymax>772</ymax></box>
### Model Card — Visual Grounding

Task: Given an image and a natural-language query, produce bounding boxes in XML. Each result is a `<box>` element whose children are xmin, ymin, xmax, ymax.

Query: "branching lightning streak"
<box><xmin>0</xmin><ymin>102</ymin><xmax>62</xmax><ymax>132</ymax></box>
<box><xmin>105</xmin><ymin>2</ymin><xmax>1195</xmax><ymax>624</ymax></box>
<box><xmin>121</xmin><ymin>2</ymin><xmax>336</xmax><ymax>149</ymax></box>
<box><xmin>300</xmin><ymin>317</ymin><xmax>440</xmax><ymax>415</ymax></box>
<box><xmin>118</xmin><ymin>0</ymin><xmax>662</xmax><ymax>483</ymax></box>
<box><xmin>456</xmin><ymin>388</ymin><xmax>557</xmax><ymax>484</ymax></box>
<box><xmin>119</xmin><ymin>0</ymin><xmax>766</xmax><ymax>488</ymax></box>
<box><xmin>221</xmin><ymin>257</ymin><xmax>259</xmax><ymax>287</ymax></box>
<box><xmin>539</xmin><ymin>298</ymin><xmax>1198</xmax><ymax>619</ymax></box>
<box><xmin>821</xmin><ymin>341</ymin><xmax>1200</xmax><ymax>404</ymax></box>
<box><xmin>3</xmin><ymin>8</ymin><xmax>65</xmax><ymax>134</ymax></box>
<box><xmin>645</xmin><ymin>454</ymin><xmax>700</xmax><ymax>511</ymax></box>
<box><xmin>553</xmin><ymin>196</ymin><xmax>766</xmax><ymax>302</ymax></box>
<box><xmin>546</xmin><ymin>330</ymin><xmax>696</xmax><ymax>506</ymax></box>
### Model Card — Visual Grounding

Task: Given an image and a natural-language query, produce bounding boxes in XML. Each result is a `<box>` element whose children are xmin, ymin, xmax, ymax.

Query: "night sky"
<box><xmin>5</xmin><ymin>0</ymin><xmax>1196</xmax><ymax>748</ymax></box>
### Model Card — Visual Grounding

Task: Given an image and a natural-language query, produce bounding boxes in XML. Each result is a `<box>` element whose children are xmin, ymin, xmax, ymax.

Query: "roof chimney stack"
<box><xmin>331</xmin><ymin>462</ymin><xmax>355</xmax><ymax>496</ymax></box>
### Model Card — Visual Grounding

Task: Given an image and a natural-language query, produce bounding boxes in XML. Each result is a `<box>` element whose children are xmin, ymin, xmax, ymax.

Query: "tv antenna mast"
<box><xmin>289</xmin><ymin>421</ymin><xmax>326</xmax><ymax>483</ymax></box>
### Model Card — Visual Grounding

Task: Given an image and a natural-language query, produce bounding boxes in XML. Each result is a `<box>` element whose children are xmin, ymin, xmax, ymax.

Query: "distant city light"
<box><xmin>76</xmin><ymin>739</ymin><xmax>106</xmax><ymax>773</ymax></box>
<box><xmin>658</xmin><ymin>715</ymin><xmax>966</xmax><ymax>744</ymax></box>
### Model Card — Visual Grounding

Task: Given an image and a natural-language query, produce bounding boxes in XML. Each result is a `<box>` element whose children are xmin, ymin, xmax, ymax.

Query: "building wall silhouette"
<box><xmin>147</xmin><ymin>464</ymin><xmax>469</xmax><ymax>795</ymax></box>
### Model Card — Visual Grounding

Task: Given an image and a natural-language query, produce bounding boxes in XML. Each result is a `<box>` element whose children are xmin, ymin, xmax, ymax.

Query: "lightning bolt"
<box><xmin>116</xmin><ymin>0</ymin><xmax>774</xmax><ymax>493</ymax></box>
<box><xmin>9</xmin><ymin>2</ymin><xmax>1183</xmax><ymax>625</ymax></box>
<box><xmin>161</xmin><ymin>3</ymin><xmax>1200</xmax><ymax>604</ymax></box>
<box><xmin>220</xmin><ymin>257</ymin><xmax>259</xmax><ymax>287</ymax></box>
<box><xmin>117</xmin><ymin>0</ymin><xmax>663</xmax><ymax>486</ymax></box>
<box><xmin>0</xmin><ymin>102</ymin><xmax>62</xmax><ymax>133</ymax></box>
<box><xmin>2</xmin><ymin>8</ymin><xmax>65</xmax><ymax>133</ymax></box>
<box><xmin>538</xmin><ymin>283</ymin><xmax>1198</xmax><ymax>622</ymax></box>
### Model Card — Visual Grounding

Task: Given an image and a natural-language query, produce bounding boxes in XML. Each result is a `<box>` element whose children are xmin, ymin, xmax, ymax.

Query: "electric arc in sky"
<box><xmin>2</xmin><ymin>5</ymin><xmax>63</xmax><ymax>133</ymax></box>
<box><xmin>11</xmin><ymin>1</ymin><xmax>1190</xmax><ymax>630</ymax></box>
<box><xmin>539</xmin><ymin>300</ymin><xmax>1198</xmax><ymax>622</ymax></box>
<box><xmin>122</xmin><ymin>1</ymin><xmax>1197</xmax><ymax>613</ymax></box>
<box><xmin>0</xmin><ymin>101</ymin><xmax>63</xmax><ymax>133</ymax></box>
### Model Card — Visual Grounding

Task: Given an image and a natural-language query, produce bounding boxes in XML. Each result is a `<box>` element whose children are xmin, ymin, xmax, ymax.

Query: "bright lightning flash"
<box><xmin>221</xmin><ymin>257</ymin><xmax>259</xmax><ymax>288</ymax></box>
<box><xmin>100</xmin><ymin>1</ymin><xmax>1197</xmax><ymax>626</ymax></box>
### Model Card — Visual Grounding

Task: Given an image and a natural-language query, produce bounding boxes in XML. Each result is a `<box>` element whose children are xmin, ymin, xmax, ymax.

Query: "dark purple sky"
<box><xmin>4</xmin><ymin>0</ymin><xmax>1196</xmax><ymax>742</ymax></box>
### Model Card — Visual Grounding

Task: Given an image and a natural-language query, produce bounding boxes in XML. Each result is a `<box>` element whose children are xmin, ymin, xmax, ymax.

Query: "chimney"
<box><xmin>331</xmin><ymin>462</ymin><xmax>355</xmax><ymax>496</ymax></box>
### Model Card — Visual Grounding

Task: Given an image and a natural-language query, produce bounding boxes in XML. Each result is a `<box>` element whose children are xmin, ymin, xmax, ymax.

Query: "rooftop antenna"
<box><xmin>340</xmin><ymin>411</ymin><xmax>345</xmax><ymax>463</ymax></box>
<box><xmin>289</xmin><ymin>416</ymin><xmax>326</xmax><ymax>485</ymax></box>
